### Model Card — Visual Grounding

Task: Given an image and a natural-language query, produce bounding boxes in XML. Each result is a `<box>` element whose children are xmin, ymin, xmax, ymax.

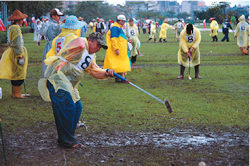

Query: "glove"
<box><xmin>18</xmin><ymin>56</ymin><xmax>24</xmax><ymax>66</ymax></box>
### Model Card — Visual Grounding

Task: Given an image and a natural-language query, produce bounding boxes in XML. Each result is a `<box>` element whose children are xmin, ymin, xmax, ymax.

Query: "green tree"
<box><xmin>177</xmin><ymin>12</ymin><xmax>189</xmax><ymax>20</ymax></box>
<box><xmin>4</xmin><ymin>1</ymin><xmax>62</xmax><ymax>19</ymax></box>
<box><xmin>165</xmin><ymin>10</ymin><xmax>176</xmax><ymax>18</ymax></box>
<box><xmin>64</xmin><ymin>1</ymin><xmax>114</xmax><ymax>23</ymax></box>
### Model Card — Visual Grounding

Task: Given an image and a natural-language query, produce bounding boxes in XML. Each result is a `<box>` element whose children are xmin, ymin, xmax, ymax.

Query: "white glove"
<box><xmin>18</xmin><ymin>57</ymin><xmax>24</xmax><ymax>66</ymax></box>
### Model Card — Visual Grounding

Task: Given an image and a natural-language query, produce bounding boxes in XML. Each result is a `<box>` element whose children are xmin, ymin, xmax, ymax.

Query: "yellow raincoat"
<box><xmin>0</xmin><ymin>24</ymin><xmax>28</xmax><ymax>80</ymax></box>
<box><xmin>125</xmin><ymin>23</ymin><xmax>139</xmax><ymax>57</ymax></box>
<box><xmin>234</xmin><ymin>15</ymin><xmax>249</xmax><ymax>47</ymax></box>
<box><xmin>210</xmin><ymin>20</ymin><xmax>219</xmax><ymax>37</ymax></box>
<box><xmin>159</xmin><ymin>23</ymin><xmax>172</xmax><ymax>39</ymax></box>
<box><xmin>38</xmin><ymin>37</ymin><xmax>109</xmax><ymax>103</ymax></box>
<box><xmin>46</xmin><ymin>29</ymin><xmax>78</xmax><ymax>58</ymax></box>
<box><xmin>178</xmin><ymin>25</ymin><xmax>201</xmax><ymax>67</ymax></box>
<box><xmin>149</xmin><ymin>23</ymin><xmax>156</xmax><ymax>39</ymax></box>
<box><xmin>104</xmin><ymin>22</ymin><xmax>131</xmax><ymax>73</ymax></box>
<box><xmin>75</xmin><ymin>29</ymin><xmax>81</xmax><ymax>37</ymax></box>
<box><xmin>93</xmin><ymin>22</ymin><xmax>97</xmax><ymax>32</ymax></box>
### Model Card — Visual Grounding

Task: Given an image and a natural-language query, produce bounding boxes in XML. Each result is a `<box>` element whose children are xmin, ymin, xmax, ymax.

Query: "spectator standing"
<box><xmin>39</xmin><ymin>8</ymin><xmax>64</xmax><ymax>77</ymax></box>
<box><xmin>35</xmin><ymin>19</ymin><xmax>42</xmax><ymax>46</ymax></box>
<box><xmin>142</xmin><ymin>20</ymin><xmax>147</xmax><ymax>34</ymax></box>
<box><xmin>159</xmin><ymin>19</ymin><xmax>172</xmax><ymax>42</ymax></box>
<box><xmin>147</xmin><ymin>21</ymin><xmax>157</xmax><ymax>43</ymax></box>
<box><xmin>221</xmin><ymin>19</ymin><xmax>233</xmax><ymax>42</ymax></box>
<box><xmin>174</xmin><ymin>19</ymin><xmax>184</xmax><ymax>42</ymax></box>
<box><xmin>76</xmin><ymin>16</ymin><xmax>88</xmax><ymax>37</ymax></box>
<box><xmin>209</xmin><ymin>18</ymin><xmax>219</xmax><ymax>42</ymax></box>
<box><xmin>234</xmin><ymin>15</ymin><xmax>249</xmax><ymax>55</ymax></box>
<box><xmin>155</xmin><ymin>22</ymin><xmax>159</xmax><ymax>33</ymax></box>
<box><xmin>0</xmin><ymin>9</ymin><xmax>30</xmax><ymax>98</ymax></box>
<box><xmin>137</xmin><ymin>22</ymin><xmax>140</xmax><ymax>34</ymax></box>
<box><xmin>104</xmin><ymin>14</ymin><xmax>131</xmax><ymax>83</ymax></box>
<box><xmin>126</xmin><ymin>18</ymin><xmax>139</xmax><ymax>63</ymax></box>
<box><xmin>30</xmin><ymin>17</ymin><xmax>35</xmax><ymax>33</ymax></box>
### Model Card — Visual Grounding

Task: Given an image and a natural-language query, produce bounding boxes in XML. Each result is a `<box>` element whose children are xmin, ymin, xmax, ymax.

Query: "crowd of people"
<box><xmin>0</xmin><ymin>8</ymin><xmax>249</xmax><ymax>149</ymax></box>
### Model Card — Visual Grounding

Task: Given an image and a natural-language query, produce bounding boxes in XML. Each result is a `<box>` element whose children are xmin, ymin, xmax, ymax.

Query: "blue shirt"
<box><xmin>222</xmin><ymin>22</ymin><xmax>232</xmax><ymax>33</ymax></box>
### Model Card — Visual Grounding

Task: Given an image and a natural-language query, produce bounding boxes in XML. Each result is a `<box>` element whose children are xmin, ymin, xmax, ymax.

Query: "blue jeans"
<box><xmin>221</xmin><ymin>32</ymin><xmax>229</xmax><ymax>42</ymax></box>
<box><xmin>47</xmin><ymin>81</ymin><xmax>83</xmax><ymax>147</ymax></box>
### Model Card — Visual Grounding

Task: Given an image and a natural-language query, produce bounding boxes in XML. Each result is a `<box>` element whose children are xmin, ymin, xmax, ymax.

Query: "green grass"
<box><xmin>0</xmin><ymin>28</ymin><xmax>248</xmax><ymax>135</ymax></box>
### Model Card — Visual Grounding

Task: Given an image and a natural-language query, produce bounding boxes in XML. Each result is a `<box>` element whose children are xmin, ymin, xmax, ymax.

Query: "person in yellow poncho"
<box><xmin>38</xmin><ymin>15</ymin><xmax>114</xmax><ymax>148</ymax></box>
<box><xmin>0</xmin><ymin>9</ymin><xmax>30</xmax><ymax>98</ymax></box>
<box><xmin>159</xmin><ymin>19</ymin><xmax>173</xmax><ymax>42</ymax></box>
<box><xmin>104</xmin><ymin>14</ymin><xmax>131</xmax><ymax>83</ymax></box>
<box><xmin>126</xmin><ymin>18</ymin><xmax>139</xmax><ymax>63</ymax></box>
<box><xmin>209</xmin><ymin>18</ymin><xmax>219</xmax><ymax>42</ymax></box>
<box><xmin>234</xmin><ymin>15</ymin><xmax>249</xmax><ymax>55</ymax></box>
<box><xmin>147</xmin><ymin>21</ymin><xmax>157</xmax><ymax>43</ymax></box>
<box><xmin>92</xmin><ymin>18</ymin><xmax>98</xmax><ymax>32</ymax></box>
<box><xmin>177</xmin><ymin>24</ymin><xmax>202</xmax><ymax>79</ymax></box>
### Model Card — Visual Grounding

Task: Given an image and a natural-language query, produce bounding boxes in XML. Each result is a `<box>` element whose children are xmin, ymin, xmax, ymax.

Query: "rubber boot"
<box><xmin>12</xmin><ymin>85</ymin><xmax>27</xmax><ymax>98</ymax></box>
<box><xmin>243</xmin><ymin>49</ymin><xmax>248</xmax><ymax>55</ymax></box>
<box><xmin>159</xmin><ymin>38</ymin><xmax>162</xmax><ymax>42</ymax></box>
<box><xmin>38</xmin><ymin>41</ymin><xmax>40</xmax><ymax>46</ymax></box>
<box><xmin>195</xmin><ymin>65</ymin><xmax>202</xmax><ymax>79</ymax></box>
<box><xmin>177</xmin><ymin>65</ymin><xmax>185</xmax><ymax>79</ymax></box>
<box><xmin>154</xmin><ymin>38</ymin><xmax>157</xmax><ymax>43</ymax></box>
<box><xmin>131</xmin><ymin>56</ymin><xmax>136</xmax><ymax>63</ymax></box>
<box><xmin>163</xmin><ymin>39</ymin><xmax>167</xmax><ymax>42</ymax></box>
<box><xmin>134</xmin><ymin>55</ymin><xmax>137</xmax><ymax>63</ymax></box>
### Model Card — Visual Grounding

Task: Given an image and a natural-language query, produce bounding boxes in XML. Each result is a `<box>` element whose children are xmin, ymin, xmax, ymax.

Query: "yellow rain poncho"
<box><xmin>234</xmin><ymin>15</ymin><xmax>249</xmax><ymax>47</ymax></box>
<box><xmin>125</xmin><ymin>23</ymin><xmax>139</xmax><ymax>57</ymax></box>
<box><xmin>46</xmin><ymin>29</ymin><xmax>78</xmax><ymax>58</ymax></box>
<box><xmin>159</xmin><ymin>22</ymin><xmax>172</xmax><ymax>39</ymax></box>
<box><xmin>178</xmin><ymin>25</ymin><xmax>201</xmax><ymax>67</ymax></box>
<box><xmin>149</xmin><ymin>23</ymin><xmax>156</xmax><ymax>39</ymax></box>
<box><xmin>75</xmin><ymin>29</ymin><xmax>81</xmax><ymax>37</ymax></box>
<box><xmin>104</xmin><ymin>22</ymin><xmax>131</xmax><ymax>73</ymax></box>
<box><xmin>38</xmin><ymin>37</ymin><xmax>109</xmax><ymax>103</ymax></box>
<box><xmin>0</xmin><ymin>24</ymin><xmax>28</xmax><ymax>80</ymax></box>
<box><xmin>93</xmin><ymin>22</ymin><xmax>97</xmax><ymax>32</ymax></box>
<box><xmin>210</xmin><ymin>20</ymin><xmax>219</xmax><ymax>37</ymax></box>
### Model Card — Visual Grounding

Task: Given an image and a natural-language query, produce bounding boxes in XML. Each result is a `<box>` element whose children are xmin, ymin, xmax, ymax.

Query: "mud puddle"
<box><xmin>83</xmin><ymin>131</ymin><xmax>248</xmax><ymax>148</ymax></box>
<box><xmin>2</xmin><ymin>128</ymin><xmax>249</xmax><ymax>165</ymax></box>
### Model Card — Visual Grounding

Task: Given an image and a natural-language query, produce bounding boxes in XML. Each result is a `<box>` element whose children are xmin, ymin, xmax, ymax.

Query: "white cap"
<box><xmin>117</xmin><ymin>15</ymin><xmax>126</xmax><ymax>21</ymax></box>
<box><xmin>54</xmin><ymin>8</ymin><xmax>64</xmax><ymax>16</ymax></box>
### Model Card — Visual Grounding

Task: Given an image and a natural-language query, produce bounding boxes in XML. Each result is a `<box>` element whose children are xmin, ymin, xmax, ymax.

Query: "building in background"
<box><xmin>157</xmin><ymin>1</ymin><xmax>180</xmax><ymax>13</ymax></box>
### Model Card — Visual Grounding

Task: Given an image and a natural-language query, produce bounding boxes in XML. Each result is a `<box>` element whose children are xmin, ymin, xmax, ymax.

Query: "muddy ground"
<box><xmin>0</xmin><ymin>123</ymin><xmax>248</xmax><ymax>165</ymax></box>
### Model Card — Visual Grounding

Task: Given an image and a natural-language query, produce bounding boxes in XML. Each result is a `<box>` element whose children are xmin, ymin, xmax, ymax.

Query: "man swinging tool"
<box><xmin>177</xmin><ymin>24</ymin><xmax>202</xmax><ymax>79</ymax></box>
<box><xmin>38</xmin><ymin>23</ymin><xmax>114</xmax><ymax>148</ymax></box>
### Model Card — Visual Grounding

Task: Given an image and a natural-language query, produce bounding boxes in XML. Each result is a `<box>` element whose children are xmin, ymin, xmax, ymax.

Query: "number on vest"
<box><xmin>80</xmin><ymin>56</ymin><xmax>92</xmax><ymax>70</ymax></box>
<box><xmin>187</xmin><ymin>36</ymin><xmax>194</xmax><ymax>43</ymax></box>
<box><xmin>240</xmin><ymin>24</ymin><xmax>246</xmax><ymax>31</ymax></box>
<box><xmin>130</xmin><ymin>30</ymin><xmax>135</xmax><ymax>36</ymax></box>
<box><xmin>56</xmin><ymin>42</ymin><xmax>62</xmax><ymax>53</ymax></box>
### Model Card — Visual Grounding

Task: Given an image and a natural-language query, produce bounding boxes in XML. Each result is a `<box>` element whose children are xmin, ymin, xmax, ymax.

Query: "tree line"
<box><xmin>1</xmin><ymin>1</ymin><xmax>248</xmax><ymax>24</ymax></box>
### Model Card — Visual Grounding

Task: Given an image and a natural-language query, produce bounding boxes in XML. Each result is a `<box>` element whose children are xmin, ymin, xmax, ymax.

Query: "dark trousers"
<box><xmin>11</xmin><ymin>80</ymin><xmax>24</xmax><ymax>86</ymax></box>
<box><xmin>143</xmin><ymin>29</ymin><xmax>146</xmax><ymax>34</ymax></box>
<box><xmin>47</xmin><ymin>81</ymin><xmax>83</xmax><ymax>147</ymax></box>
<box><xmin>221</xmin><ymin>32</ymin><xmax>229</xmax><ymax>42</ymax></box>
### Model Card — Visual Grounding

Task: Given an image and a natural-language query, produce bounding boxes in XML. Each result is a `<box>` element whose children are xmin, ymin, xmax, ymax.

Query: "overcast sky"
<box><xmin>105</xmin><ymin>0</ymin><xmax>249</xmax><ymax>7</ymax></box>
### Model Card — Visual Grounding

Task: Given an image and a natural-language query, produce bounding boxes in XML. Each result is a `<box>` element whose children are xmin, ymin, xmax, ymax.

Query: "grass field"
<box><xmin>0</xmin><ymin>28</ymin><xmax>248</xmax><ymax>165</ymax></box>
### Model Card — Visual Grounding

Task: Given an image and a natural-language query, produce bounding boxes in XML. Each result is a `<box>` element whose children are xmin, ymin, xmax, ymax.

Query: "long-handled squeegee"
<box><xmin>107</xmin><ymin>69</ymin><xmax>172</xmax><ymax>113</ymax></box>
